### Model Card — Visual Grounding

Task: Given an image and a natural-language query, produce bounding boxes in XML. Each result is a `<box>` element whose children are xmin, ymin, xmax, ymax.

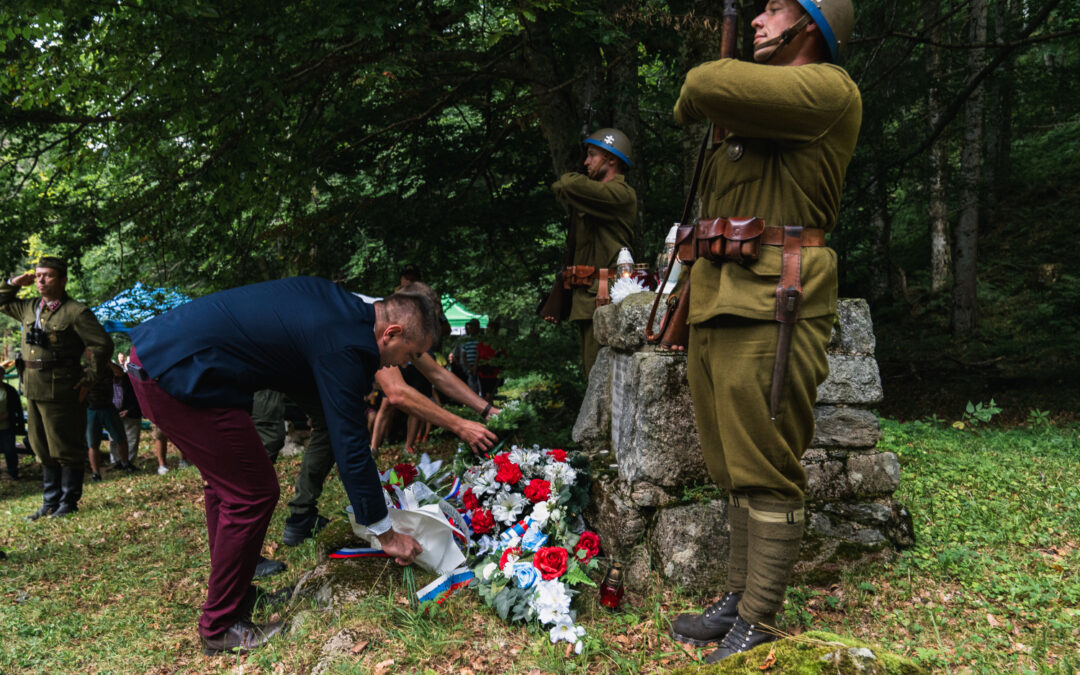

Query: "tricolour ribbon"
<box><xmin>416</xmin><ymin>566</ymin><xmax>475</xmax><ymax>605</ymax></box>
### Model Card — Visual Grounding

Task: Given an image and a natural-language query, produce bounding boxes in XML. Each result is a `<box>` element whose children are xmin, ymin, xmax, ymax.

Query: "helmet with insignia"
<box><xmin>584</xmin><ymin>128</ymin><xmax>633</xmax><ymax>169</ymax></box>
<box><xmin>756</xmin><ymin>0</ymin><xmax>854</xmax><ymax>64</ymax></box>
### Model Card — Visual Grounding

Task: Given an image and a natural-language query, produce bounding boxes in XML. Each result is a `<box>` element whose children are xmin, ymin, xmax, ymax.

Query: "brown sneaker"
<box><xmin>200</xmin><ymin>619</ymin><xmax>283</xmax><ymax>656</ymax></box>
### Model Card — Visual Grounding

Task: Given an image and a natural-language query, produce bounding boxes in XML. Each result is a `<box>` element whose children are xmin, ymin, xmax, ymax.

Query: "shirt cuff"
<box><xmin>365</xmin><ymin>514</ymin><xmax>392</xmax><ymax>536</ymax></box>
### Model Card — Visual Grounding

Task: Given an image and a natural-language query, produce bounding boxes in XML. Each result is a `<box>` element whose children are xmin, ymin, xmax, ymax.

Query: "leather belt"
<box><xmin>21</xmin><ymin>358</ymin><xmax>79</xmax><ymax>371</ymax></box>
<box><xmin>561</xmin><ymin>265</ymin><xmax>617</xmax><ymax>307</ymax></box>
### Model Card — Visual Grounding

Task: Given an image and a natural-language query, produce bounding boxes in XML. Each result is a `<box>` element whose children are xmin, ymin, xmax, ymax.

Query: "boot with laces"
<box><xmin>705</xmin><ymin>615</ymin><xmax>779</xmax><ymax>663</ymax></box>
<box><xmin>669</xmin><ymin>591</ymin><xmax>741</xmax><ymax>646</ymax></box>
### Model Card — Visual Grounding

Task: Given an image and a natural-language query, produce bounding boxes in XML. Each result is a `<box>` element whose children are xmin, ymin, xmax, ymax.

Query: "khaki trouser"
<box><xmin>686</xmin><ymin>314</ymin><xmax>832</xmax><ymax>503</ymax></box>
<box><xmin>27</xmin><ymin>398</ymin><xmax>87</xmax><ymax>467</ymax></box>
<box><xmin>576</xmin><ymin>319</ymin><xmax>600</xmax><ymax>381</ymax></box>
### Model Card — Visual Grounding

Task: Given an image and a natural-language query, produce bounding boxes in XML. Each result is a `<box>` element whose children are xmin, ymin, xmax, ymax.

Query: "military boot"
<box><xmin>26</xmin><ymin>464</ymin><xmax>62</xmax><ymax>521</ymax></box>
<box><xmin>705</xmin><ymin>615</ymin><xmax>780</xmax><ymax>663</ymax></box>
<box><xmin>669</xmin><ymin>592</ymin><xmax>741</xmax><ymax>646</ymax></box>
<box><xmin>51</xmin><ymin>465</ymin><xmax>85</xmax><ymax>518</ymax></box>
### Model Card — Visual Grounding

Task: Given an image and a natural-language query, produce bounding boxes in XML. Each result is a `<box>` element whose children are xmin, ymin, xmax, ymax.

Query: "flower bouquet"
<box><xmin>458</xmin><ymin>445</ymin><xmax>599</xmax><ymax>653</ymax></box>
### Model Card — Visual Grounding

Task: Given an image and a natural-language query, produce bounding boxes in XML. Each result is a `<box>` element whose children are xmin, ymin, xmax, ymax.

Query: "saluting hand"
<box><xmin>9</xmin><ymin>273</ymin><xmax>34</xmax><ymax>287</ymax></box>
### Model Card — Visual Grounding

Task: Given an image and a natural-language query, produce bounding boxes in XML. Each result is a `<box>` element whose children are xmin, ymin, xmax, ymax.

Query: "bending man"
<box><xmin>128</xmin><ymin>277</ymin><xmax>437</xmax><ymax>656</ymax></box>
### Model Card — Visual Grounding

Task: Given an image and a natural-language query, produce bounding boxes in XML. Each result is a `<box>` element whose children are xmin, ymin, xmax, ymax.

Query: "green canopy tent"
<box><xmin>441</xmin><ymin>295</ymin><xmax>488</xmax><ymax>335</ymax></box>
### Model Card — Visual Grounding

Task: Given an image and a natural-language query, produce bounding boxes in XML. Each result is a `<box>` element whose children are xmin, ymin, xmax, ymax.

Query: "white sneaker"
<box><xmin>157</xmin><ymin>465</ymin><xmax>169</xmax><ymax>475</ymax></box>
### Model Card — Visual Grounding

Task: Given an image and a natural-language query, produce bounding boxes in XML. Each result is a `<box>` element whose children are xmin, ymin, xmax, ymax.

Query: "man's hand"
<box><xmin>456</xmin><ymin>418</ymin><xmax>497</xmax><ymax>453</ymax></box>
<box><xmin>9</xmin><ymin>273</ymin><xmax>33</xmax><ymax>287</ymax></box>
<box><xmin>376</xmin><ymin>529</ymin><xmax>423</xmax><ymax>566</ymax></box>
<box><xmin>484</xmin><ymin>406</ymin><xmax>502</xmax><ymax>420</ymax></box>
<box><xmin>73</xmin><ymin>381</ymin><xmax>90</xmax><ymax>403</ymax></box>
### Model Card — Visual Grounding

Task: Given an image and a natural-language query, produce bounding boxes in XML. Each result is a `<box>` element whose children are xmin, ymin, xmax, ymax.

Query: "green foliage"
<box><xmin>952</xmin><ymin>398</ymin><xmax>1002</xmax><ymax>431</ymax></box>
<box><xmin>1026</xmin><ymin>408</ymin><xmax>1052</xmax><ymax>429</ymax></box>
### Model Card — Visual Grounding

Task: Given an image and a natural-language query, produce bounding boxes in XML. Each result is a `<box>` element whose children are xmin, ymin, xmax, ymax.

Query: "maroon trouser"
<box><xmin>128</xmin><ymin>348</ymin><xmax>279</xmax><ymax>638</ymax></box>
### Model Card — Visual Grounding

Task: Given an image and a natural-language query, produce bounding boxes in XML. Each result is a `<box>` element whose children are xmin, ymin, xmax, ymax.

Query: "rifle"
<box><xmin>645</xmin><ymin>0</ymin><xmax>739</xmax><ymax>347</ymax></box>
<box><xmin>537</xmin><ymin>106</ymin><xmax>595</xmax><ymax>323</ymax></box>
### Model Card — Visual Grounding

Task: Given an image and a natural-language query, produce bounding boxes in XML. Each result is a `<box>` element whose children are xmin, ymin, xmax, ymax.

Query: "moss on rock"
<box><xmin>671</xmin><ymin>631</ymin><xmax>925</xmax><ymax>675</ymax></box>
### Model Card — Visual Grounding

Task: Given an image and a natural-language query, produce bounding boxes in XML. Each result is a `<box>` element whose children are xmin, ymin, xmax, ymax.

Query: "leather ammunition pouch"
<box><xmin>562</xmin><ymin>266</ymin><xmax>617</xmax><ymax>307</ymax></box>
<box><xmin>675</xmin><ymin>219</ymin><xmax>826</xmax><ymax>266</ymax></box>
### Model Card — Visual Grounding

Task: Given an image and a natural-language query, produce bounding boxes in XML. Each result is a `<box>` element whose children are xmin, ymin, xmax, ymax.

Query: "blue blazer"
<box><xmin>131</xmin><ymin>276</ymin><xmax>387</xmax><ymax>525</ymax></box>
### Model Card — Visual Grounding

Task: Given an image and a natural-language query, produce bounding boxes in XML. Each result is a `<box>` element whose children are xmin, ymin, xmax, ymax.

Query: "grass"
<box><xmin>1</xmin><ymin>418</ymin><xmax>1078</xmax><ymax>673</ymax></box>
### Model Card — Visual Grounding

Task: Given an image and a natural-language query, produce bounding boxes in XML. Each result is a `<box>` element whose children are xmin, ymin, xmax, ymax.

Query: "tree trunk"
<box><xmin>951</xmin><ymin>0</ymin><xmax>988</xmax><ymax>336</ymax></box>
<box><xmin>984</xmin><ymin>0</ymin><xmax>1015</xmax><ymax>226</ymax></box>
<box><xmin>926</xmin><ymin>0</ymin><xmax>951</xmax><ymax>296</ymax></box>
<box><xmin>867</xmin><ymin>156</ymin><xmax>891</xmax><ymax>306</ymax></box>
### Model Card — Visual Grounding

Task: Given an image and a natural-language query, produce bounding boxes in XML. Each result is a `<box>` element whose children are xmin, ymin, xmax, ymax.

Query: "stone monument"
<box><xmin>573</xmin><ymin>292</ymin><xmax>914</xmax><ymax>591</ymax></box>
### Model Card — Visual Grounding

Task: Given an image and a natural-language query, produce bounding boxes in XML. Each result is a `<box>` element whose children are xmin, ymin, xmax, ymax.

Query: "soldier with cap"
<box><xmin>666</xmin><ymin>0</ymin><xmax>860</xmax><ymax>662</ymax></box>
<box><xmin>0</xmin><ymin>257</ymin><xmax>113</xmax><ymax>519</ymax></box>
<box><xmin>545</xmin><ymin>128</ymin><xmax>637</xmax><ymax>379</ymax></box>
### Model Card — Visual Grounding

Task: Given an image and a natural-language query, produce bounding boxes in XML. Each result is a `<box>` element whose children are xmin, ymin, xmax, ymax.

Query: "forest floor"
<box><xmin>1</xmin><ymin>417</ymin><xmax>1077</xmax><ymax>674</ymax></box>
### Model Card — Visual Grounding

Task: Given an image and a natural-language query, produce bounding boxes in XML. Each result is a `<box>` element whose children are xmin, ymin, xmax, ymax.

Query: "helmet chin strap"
<box><xmin>755</xmin><ymin>14</ymin><xmax>812</xmax><ymax>63</ymax></box>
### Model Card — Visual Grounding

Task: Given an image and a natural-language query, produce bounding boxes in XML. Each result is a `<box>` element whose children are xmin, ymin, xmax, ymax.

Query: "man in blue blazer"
<box><xmin>127</xmin><ymin>277</ymin><xmax>438</xmax><ymax>656</ymax></box>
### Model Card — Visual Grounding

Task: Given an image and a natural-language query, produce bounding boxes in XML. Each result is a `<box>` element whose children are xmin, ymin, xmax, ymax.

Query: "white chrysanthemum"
<box><xmin>543</xmin><ymin>461</ymin><xmax>577</xmax><ymax>487</ymax></box>
<box><xmin>530</xmin><ymin>501</ymin><xmax>551</xmax><ymax>527</ymax></box>
<box><xmin>481</xmin><ymin>562</ymin><xmax>498</xmax><ymax>581</ymax></box>
<box><xmin>532</xmin><ymin>580</ymin><xmax>571</xmax><ymax>624</ymax></box>
<box><xmin>509</xmin><ymin>447</ymin><xmax>542</xmax><ymax>469</ymax></box>
<box><xmin>549</xmin><ymin>619</ymin><xmax>585</xmax><ymax>646</ymax></box>
<box><xmin>610</xmin><ymin>276</ymin><xmax>648</xmax><ymax>304</ymax></box>
<box><xmin>491</xmin><ymin>490</ymin><xmax>526</xmax><ymax>525</ymax></box>
<box><xmin>469</xmin><ymin>466</ymin><xmax>499</xmax><ymax>496</ymax></box>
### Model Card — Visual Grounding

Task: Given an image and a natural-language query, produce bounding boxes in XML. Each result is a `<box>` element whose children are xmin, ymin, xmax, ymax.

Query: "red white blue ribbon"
<box><xmin>329</xmin><ymin>547</ymin><xmax>390</xmax><ymax>559</ymax></box>
<box><xmin>416</xmin><ymin>566</ymin><xmax>475</xmax><ymax>604</ymax></box>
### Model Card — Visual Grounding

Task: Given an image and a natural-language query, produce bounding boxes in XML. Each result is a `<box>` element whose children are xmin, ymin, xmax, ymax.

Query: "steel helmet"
<box><xmin>584</xmin><ymin>128</ymin><xmax>633</xmax><ymax>168</ymax></box>
<box><xmin>756</xmin><ymin>0</ymin><xmax>854</xmax><ymax>63</ymax></box>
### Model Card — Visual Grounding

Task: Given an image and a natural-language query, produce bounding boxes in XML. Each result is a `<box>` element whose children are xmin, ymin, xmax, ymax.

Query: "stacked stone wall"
<box><xmin>574</xmin><ymin>293</ymin><xmax>914</xmax><ymax>592</ymax></box>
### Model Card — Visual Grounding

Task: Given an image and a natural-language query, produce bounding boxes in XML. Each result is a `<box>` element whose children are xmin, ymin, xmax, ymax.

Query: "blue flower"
<box><xmin>513</xmin><ymin>562</ymin><xmax>540</xmax><ymax>590</ymax></box>
<box><xmin>521</xmin><ymin>526</ymin><xmax>548</xmax><ymax>552</ymax></box>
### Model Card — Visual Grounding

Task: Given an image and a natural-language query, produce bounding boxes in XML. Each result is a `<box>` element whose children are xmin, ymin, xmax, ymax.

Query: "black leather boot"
<box><xmin>26</xmin><ymin>464</ymin><xmax>62</xmax><ymax>521</ymax></box>
<box><xmin>51</xmin><ymin>465</ymin><xmax>85</xmax><ymax>518</ymax></box>
<box><xmin>705</xmin><ymin>615</ymin><xmax>780</xmax><ymax>663</ymax></box>
<box><xmin>669</xmin><ymin>592</ymin><xmax>741</xmax><ymax>646</ymax></box>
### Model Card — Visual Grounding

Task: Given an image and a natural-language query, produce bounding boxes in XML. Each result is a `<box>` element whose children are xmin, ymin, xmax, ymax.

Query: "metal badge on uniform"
<box><xmin>726</xmin><ymin>140</ymin><xmax>744</xmax><ymax>162</ymax></box>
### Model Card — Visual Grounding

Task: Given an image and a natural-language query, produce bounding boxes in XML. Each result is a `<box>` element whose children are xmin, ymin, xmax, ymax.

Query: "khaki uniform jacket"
<box><xmin>673</xmin><ymin>59</ymin><xmax>862</xmax><ymax>323</ymax></box>
<box><xmin>0</xmin><ymin>281</ymin><xmax>113</xmax><ymax>402</ymax></box>
<box><xmin>551</xmin><ymin>173</ymin><xmax>637</xmax><ymax>322</ymax></box>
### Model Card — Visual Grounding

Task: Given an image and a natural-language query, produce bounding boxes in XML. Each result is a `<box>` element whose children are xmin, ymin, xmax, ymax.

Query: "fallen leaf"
<box><xmin>374</xmin><ymin>659</ymin><xmax>395</xmax><ymax>675</ymax></box>
<box><xmin>759</xmin><ymin>645</ymin><xmax>777</xmax><ymax>670</ymax></box>
<box><xmin>986</xmin><ymin>613</ymin><xmax>1002</xmax><ymax>628</ymax></box>
<box><xmin>351</xmin><ymin>639</ymin><xmax>369</xmax><ymax>654</ymax></box>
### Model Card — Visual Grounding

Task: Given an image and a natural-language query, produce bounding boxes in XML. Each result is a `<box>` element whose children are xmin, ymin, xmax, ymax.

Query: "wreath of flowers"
<box><xmin>458</xmin><ymin>445</ymin><xmax>598</xmax><ymax>653</ymax></box>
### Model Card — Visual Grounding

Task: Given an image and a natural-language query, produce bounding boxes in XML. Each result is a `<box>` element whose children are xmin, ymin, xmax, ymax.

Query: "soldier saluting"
<box><xmin>1</xmin><ymin>257</ymin><xmax>113</xmax><ymax>519</ymax></box>
<box><xmin>545</xmin><ymin>129</ymin><xmax>637</xmax><ymax>379</ymax></box>
<box><xmin>667</xmin><ymin>0</ymin><xmax>860</xmax><ymax>663</ymax></box>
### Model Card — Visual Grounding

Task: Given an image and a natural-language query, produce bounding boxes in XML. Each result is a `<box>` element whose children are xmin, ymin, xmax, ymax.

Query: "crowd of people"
<box><xmin>1</xmin><ymin>0</ymin><xmax>859</xmax><ymax>664</ymax></box>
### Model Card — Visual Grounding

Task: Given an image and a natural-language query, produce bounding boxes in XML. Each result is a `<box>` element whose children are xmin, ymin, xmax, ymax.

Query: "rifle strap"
<box><xmin>645</xmin><ymin>128</ymin><xmax>711</xmax><ymax>344</ymax></box>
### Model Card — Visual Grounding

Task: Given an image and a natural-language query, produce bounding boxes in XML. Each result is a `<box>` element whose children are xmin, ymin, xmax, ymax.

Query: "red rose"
<box><xmin>493</xmin><ymin>452</ymin><xmax>512</xmax><ymax>467</ymax></box>
<box><xmin>573</xmin><ymin>531</ymin><xmax>601</xmax><ymax>563</ymax></box>
<box><xmin>532</xmin><ymin>546</ymin><xmax>569</xmax><ymax>580</ymax></box>
<box><xmin>393</xmin><ymin>463</ymin><xmax>418</xmax><ymax>487</ymax></box>
<box><xmin>523</xmin><ymin>479</ymin><xmax>551</xmax><ymax>503</ymax></box>
<box><xmin>495</xmin><ymin>461</ymin><xmax>522</xmax><ymax>485</ymax></box>
<box><xmin>548</xmin><ymin>448</ymin><xmax>568</xmax><ymax>462</ymax></box>
<box><xmin>471</xmin><ymin>508</ymin><xmax>495</xmax><ymax>535</ymax></box>
<box><xmin>499</xmin><ymin>546</ymin><xmax>521</xmax><ymax>570</ymax></box>
<box><xmin>461</xmin><ymin>488</ymin><xmax>480</xmax><ymax>510</ymax></box>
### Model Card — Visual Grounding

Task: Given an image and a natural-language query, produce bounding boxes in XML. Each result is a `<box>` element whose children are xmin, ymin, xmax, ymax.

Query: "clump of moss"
<box><xmin>671</xmin><ymin>631</ymin><xmax>925</xmax><ymax>675</ymax></box>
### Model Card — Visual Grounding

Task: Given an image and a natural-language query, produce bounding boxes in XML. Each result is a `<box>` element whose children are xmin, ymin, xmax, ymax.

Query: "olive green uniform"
<box><xmin>673</xmin><ymin>58</ymin><xmax>861</xmax><ymax>625</ymax></box>
<box><xmin>0</xmin><ymin>280</ymin><xmax>112</xmax><ymax>510</ymax></box>
<box><xmin>551</xmin><ymin>172</ymin><xmax>636</xmax><ymax>377</ymax></box>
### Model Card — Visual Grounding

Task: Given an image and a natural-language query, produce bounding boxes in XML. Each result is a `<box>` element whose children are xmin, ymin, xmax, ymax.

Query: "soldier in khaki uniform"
<box><xmin>547</xmin><ymin>129</ymin><xmax>637</xmax><ymax>378</ymax></box>
<box><xmin>667</xmin><ymin>0</ymin><xmax>860</xmax><ymax>662</ymax></box>
<box><xmin>0</xmin><ymin>257</ymin><xmax>113</xmax><ymax>519</ymax></box>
